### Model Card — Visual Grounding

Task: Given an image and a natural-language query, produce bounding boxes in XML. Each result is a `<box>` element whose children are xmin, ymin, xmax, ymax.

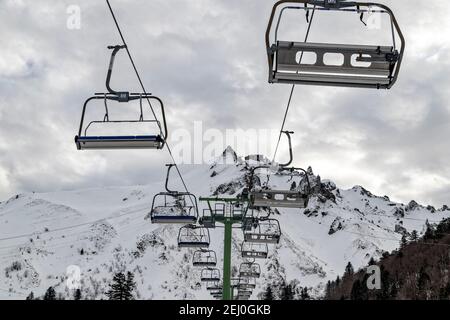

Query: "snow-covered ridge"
<box><xmin>1</xmin><ymin>148</ymin><xmax>449</xmax><ymax>300</ymax></box>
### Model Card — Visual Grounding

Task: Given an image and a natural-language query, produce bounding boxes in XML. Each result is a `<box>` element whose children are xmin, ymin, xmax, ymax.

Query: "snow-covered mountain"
<box><xmin>1</xmin><ymin>147</ymin><xmax>449</xmax><ymax>300</ymax></box>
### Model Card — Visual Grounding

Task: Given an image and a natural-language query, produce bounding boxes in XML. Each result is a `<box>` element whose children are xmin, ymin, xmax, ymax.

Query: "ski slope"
<box><xmin>0</xmin><ymin>148</ymin><xmax>448</xmax><ymax>300</ymax></box>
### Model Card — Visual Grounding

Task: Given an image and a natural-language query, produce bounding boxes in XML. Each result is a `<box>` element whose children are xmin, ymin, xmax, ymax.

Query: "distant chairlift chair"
<box><xmin>75</xmin><ymin>45</ymin><xmax>167</xmax><ymax>150</ymax></box>
<box><xmin>201</xmin><ymin>268</ymin><xmax>221</xmax><ymax>282</ymax></box>
<box><xmin>192</xmin><ymin>250</ymin><xmax>218</xmax><ymax>267</ymax></box>
<box><xmin>248</xmin><ymin>131</ymin><xmax>311</xmax><ymax>209</ymax></box>
<box><xmin>266</xmin><ymin>0</ymin><xmax>405</xmax><ymax>89</ymax></box>
<box><xmin>239</xmin><ymin>262</ymin><xmax>261</xmax><ymax>278</ymax></box>
<box><xmin>206</xmin><ymin>281</ymin><xmax>222</xmax><ymax>291</ymax></box>
<box><xmin>243</xmin><ymin>218</ymin><xmax>282</xmax><ymax>244</ymax></box>
<box><xmin>237</xmin><ymin>277</ymin><xmax>257</xmax><ymax>290</ymax></box>
<box><xmin>178</xmin><ymin>224</ymin><xmax>210</xmax><ymax>248</ymax></box>
<box><xmin>150</xmin><ymin>164</ymin><xmax>199</xmax><ymax>224</ymax></box>
<box><xmin>236</xmin><ymin>290</ymin><xmax>253</xmax><ymax>300</ymax></box>
<box><xmin>241</xmin><ymin>242</ymin><xmax>269</xmax><ymax>259</ymax></box>
<box><xmin>250</xmin><ymin>167</ymin><xmax>311</xmax><ymax>209</ymax></box>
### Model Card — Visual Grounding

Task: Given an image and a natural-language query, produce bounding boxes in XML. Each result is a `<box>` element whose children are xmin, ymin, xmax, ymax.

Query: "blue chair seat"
<box><xmin>178</xmin><ymin>241</ymin><xmax>210</xmax><ymax>248</ymax></box>
<box><xmin>151</xmin><ymin>215</ymin><xmax>197</xmax><ymax>224</ymax></box>
<box><xmin>75</xmin><ymin>135</ymin><xmax>163</xmax><ymax>150</ymax></box>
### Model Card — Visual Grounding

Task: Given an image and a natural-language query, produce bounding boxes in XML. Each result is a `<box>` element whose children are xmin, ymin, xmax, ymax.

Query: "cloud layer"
<box><xmin>0</xmin><ymin>0</ymin><xmax>449</xmax><ymax>207</ymax></box>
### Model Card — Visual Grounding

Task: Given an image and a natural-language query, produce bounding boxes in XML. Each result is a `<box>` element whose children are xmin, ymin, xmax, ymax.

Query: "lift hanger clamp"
<box><xmin>106</xmin><ymin>45</ymin><xmax>130</xmax><ymax>102</ymax></box>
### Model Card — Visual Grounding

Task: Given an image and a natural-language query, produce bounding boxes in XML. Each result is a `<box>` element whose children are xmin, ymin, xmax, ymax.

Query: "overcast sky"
<box><xmin>0</xmin><ymin>0</ymin><xmax>449</xmax><ymax>207</ymax></box>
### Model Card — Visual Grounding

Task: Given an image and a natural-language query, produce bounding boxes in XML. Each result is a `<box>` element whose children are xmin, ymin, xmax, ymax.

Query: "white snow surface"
<box><xmin>0</xmin><ymin>148</ymin><xmax>449</xmax><ymax>300</ymax></box>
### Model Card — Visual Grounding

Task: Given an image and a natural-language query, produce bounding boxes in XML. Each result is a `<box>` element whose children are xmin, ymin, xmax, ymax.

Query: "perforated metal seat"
<box><xmin>271</xmin><ymin>42</ymin><xmax>397</xmax><ymax>88</ymax></box>
<box><xmin>265</xmin><ymin>1</ymin><xmax>405</xmax><ymax>89</ymax></box>
<box><xmin>251</xmin><ymin>190</ymin><xmax>309</xmax><ymax>208</ymax></box>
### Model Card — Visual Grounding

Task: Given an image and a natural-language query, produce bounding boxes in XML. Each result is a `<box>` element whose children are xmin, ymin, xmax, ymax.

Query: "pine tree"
<box><xmin>281</xmin><ymin>284</ymin><xmax>294</xmax><ymax>300</ymax></box>
<box><xmin>26</xmin><ymin>291</ymin><xmax>34</xmax><ymax>300</ymax></box>
<box><xmin>263</xmin><ymin>286</ymin><xmax>274</xmax><ymax>301</ymax></box>
<box><xmin>379</xmin><ymin>268</ymin><xmax>392</xmax><ymax>300</ymax></box>
<box><xmin>439</xmin><ymin>282</ymin><xmax>450</xmax><ymax>300</ymax></box>
<box><xmin>44</xmin><ymin>287</ymin><xmax>56</xmax><ymax>300</ymax></box>
<box><xmin>325</xmin><ymin>281</ymin><xmax>332</xmax><ymax>299</ymax></box>
<box><xmin>410</xmin><ymin>230</ymin><xmax>418</xmax><ymax>241</ymax></box>
<box><xmin>344</xmin><ymin>262</ymin><xmax>354</xmax><ymax>277</ymax></box>
<box><xmin>424</xmin><ymin>220</ymin><xmax>435</xmax><ymax>240</ymax></box>
<box><xmin>350</xmin><ymin>279</ymin><xmax>362</xmax><ymax>300</ymax></box>
<box><xmin>125</xmin><ymin>271</ymin><xmax>136</xmax><ymax>300</ymax></box>
<box><xmin>300</xmin><ymin>287</ymin><xmax>310</xmax><ymax>300</ymax></box>
<box><xmin>74</xmin><ymin>288</ymin><xmax>82</xmax><ymax>300</ymax></box>
<box><xmin>417</xmin><ymin>266</ymin><xmax>431</xmax><ymax>293</ymax></box>
<box><xmin>106</xmin><ymin>272</ymin><xmax>135</xmax><ymax>300</ymax></box>
<box><xmin>400</xmin><ymin>234</ymin><xmax>408</xmax><ymax>249</ymax></box>
<box><xmin>106</xmin><ymin>272</ymin><xmax>127</xmax><ymax>300</ymax></box>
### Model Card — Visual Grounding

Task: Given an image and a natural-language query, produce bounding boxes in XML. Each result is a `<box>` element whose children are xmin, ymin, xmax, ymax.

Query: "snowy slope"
<box><xmin>0</xmin><ymin>147</ymin><xmax>449</xmax><ymax>300</ymax></box>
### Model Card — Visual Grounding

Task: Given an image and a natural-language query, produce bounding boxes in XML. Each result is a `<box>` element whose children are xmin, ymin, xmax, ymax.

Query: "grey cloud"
<box><xmin>0</xmin><ymin>0</ymin><xmax>449</xmax><ymax>207</ymax></box>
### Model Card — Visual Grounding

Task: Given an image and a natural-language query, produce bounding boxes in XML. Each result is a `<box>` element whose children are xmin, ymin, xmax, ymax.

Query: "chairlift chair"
<box><xmin>243</xmin><ymin>218</ymin><xmax>282</xmax><ymax>244</ymax></box>
<box><xmin>178</xmin><ymin>224</ymin><xmax>210</xmax><ymax>248</ymax></box>
<box><xmin>150</xmin><ymin>164</ymin><xmax>199</xmax><ymax>224</ymax></box>
<box><xmin>200</xmin><ymin>208</ymin><xmax>215</xmax><ymax>228</ymax></box>
<box><xmin>231</xmin><ymin>203</ymin><xmax>246</xmax><ymax>221</ymax></box>
<box><xmin>231</xmin><ymin>277</ymin><xmax>241</xmax><ymax>287</ymax></box>
<box><xmin>192</xmin><ymin>250</ymin><xmax>217</xmax><ymax>267</ymax></box>
<box><xmin>236</xmin><ymin>290</ymin><xmax>252</xmax><ymax>299</ymax></box>
<box><xmin>248</xmin><ymin>132</ymin><xmax>311</xmax><ymax>209</ymax></box>
<box><xmin>200</xmin><ymin>203</ymin><xmax>225</xmax><ymax>228</ymax></box>
<box><xmin>75</xmin><ymin>45</ymin><xmax>167</xmax><ymax>150</ymax></box>
<box><xmin>200</xmin><ymin>268</ymin><xmax>221</xmax><ymax>282</ymax></box>
<box><xmin>237</xmin><ymin>290</ymin><xmax>253</xmax><ymax>299</ymax></box>
<box><xmin>237</xmin><ymin>277</ymin><xmax>257</xmax><ymax>290</ymax></box>
<box><xmin>251</xmin><ymin>189</ymin><xmax>309</xmax><ymax>208</ymax></box>
<box><xmin>239</xmin><ymin>262</ymin><xmax>261</xmax><ymax>278</ymax></box>
<box><xmin>250</xmin><ymin>167</ymin><xmax>311</xmax><ymax>209</ymax></box>
<box><xmin>241</xmin><ymin>242</ymin><xmax>269</xmax><ymax>259</ymax></box>
<box><xmin>206</xmin><ymin>281</ymin><xmax>222</xmax><ymax>291</ymax></box>
<box><xmin>242</xmin><ymin>208</ymin><xmax>272</xmax><ymax>231</ymax></box>
<box><xmin>210</xmin><ymin>290</ymin><xmax>223</xmax><ymax>296</ymax></box>
<box><xmin>266</xmin><ymin>0</ymin><xmax>405</xmax><ymax>89</ymax></box>
<box><xmin>238</xmin><ymin>290</ymin><xmax>253</xmax><ymax>295</ymax></box>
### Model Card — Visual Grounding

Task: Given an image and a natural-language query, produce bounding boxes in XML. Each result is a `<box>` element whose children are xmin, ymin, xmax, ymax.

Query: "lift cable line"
<box><xmin>272</xmin><ymin>5</ymin><xmax>317</xmax><ymax>163</ymax></box>
<box><xmin>105</xmin><ymin>0</ymin><xmax>193</xmax><ymax>204</ymax></box>
<box><xmin>0</xmin><ymin>202</ymin><xmax>447</xmax><ymax>246</ymax></box>
<box><xmin>0</xmin><ymin>209</ymin><xmax>143</xmax><ymax>243</ymax></box>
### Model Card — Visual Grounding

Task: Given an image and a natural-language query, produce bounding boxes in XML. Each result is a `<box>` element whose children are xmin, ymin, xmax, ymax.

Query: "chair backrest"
<box><xmin>277</xmin><ymin>42</ymin><xmax>393</xmax><ymax>75</ymax></box>
<box><xmin>273</xmin><ymin>41</ymin><xmax>395</xmax><ymax>88</ymax></box>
